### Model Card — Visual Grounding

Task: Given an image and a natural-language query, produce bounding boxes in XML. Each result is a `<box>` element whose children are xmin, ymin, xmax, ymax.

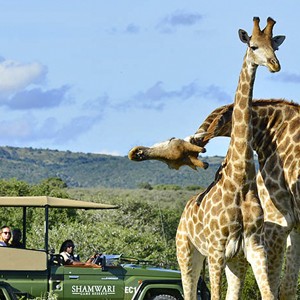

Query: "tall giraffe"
<box><xmin>129</xmin><ymin>17</ymin><xmax>285</xmax><ymax>299</ymax></box>
<box><xmin>177</xmin><ymin>17</ymin><xmax>285</xmax><ymax>300</ymax></box>
<box><xmin>185</xmin><ymin>99</ymin><xmax>300</xmax><ymax>299</ymax></box>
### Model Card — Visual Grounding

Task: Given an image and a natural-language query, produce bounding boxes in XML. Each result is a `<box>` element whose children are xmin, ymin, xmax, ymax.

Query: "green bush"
<box><xmin>137</xmin><ymin>182</ymin><xmax>153</xmax><ymax>190</ymax></box>
<box><xmin>154</xmin><ymin>184</ymin><xmax>182</xmax><ymax>190</ymax></box>
<box><xmin>184</xmin><ymin>185</ymin><xmax>204</xmax><ymax>191</ymax></box>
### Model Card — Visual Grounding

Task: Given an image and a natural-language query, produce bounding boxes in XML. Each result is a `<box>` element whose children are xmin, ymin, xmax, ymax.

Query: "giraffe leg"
<box><xmin>279</xmin><ymin>228</ymin><xmax>300</xmax><ymax>300</ymax></box>
<box><xmin>176</xmin><ymin>228</ymin><xmax>205</xmax><ymax>300</ymax></box>
<box><xmin>263</xmin><ymin>222</ymin><xmax>288</xmax><ymax>298</ymax></box>
<box><xmin>208</xmin><ymin>251</ymin><xmax>225</xmax><ymax>300</ymax></box>
<box><xmin>245</xmin><ymin>237</ymin><xmax>275</xmax><ymax>300</ymax></box>
<box><xmin>225</xmin><ymin>255</ymin><xmax>248</xmax><ymax>300</ymax></box>
<box><xmin>241</xmin><ymin>192</ymin><xmax>275</xmax><ymax>300</ymax></box>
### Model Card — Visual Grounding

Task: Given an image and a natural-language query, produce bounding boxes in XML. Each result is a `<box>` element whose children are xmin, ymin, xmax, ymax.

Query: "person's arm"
<box><xmin>86</xmin><ymin>252</ymin><xmax>101</xmax><ymax>264</ymax></box>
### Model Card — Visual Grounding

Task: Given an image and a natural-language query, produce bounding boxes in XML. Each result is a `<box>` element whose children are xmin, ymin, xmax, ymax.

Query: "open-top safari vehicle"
<box><xmin>0</xmin><ymin>196</ymin><xmax>210</xmax><ymax>300</ymax></box>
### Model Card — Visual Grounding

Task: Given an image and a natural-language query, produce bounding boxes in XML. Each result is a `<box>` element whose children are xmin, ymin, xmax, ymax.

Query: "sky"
<box><xmin>0</xmin><ymin>1</ymin><xmax>299</xmax><ymax>157</ymax></box>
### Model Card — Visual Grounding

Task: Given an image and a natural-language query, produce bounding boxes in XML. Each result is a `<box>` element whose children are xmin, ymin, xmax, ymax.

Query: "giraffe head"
<box><xmin>128</xmin><ymin>138</ymin><xmax>209</xmax><ymax>170</ymax></box>
<box><xmin>238</xmin><ymin>17</ymin><xmax>285</xmax><ymax>72</ymax></box>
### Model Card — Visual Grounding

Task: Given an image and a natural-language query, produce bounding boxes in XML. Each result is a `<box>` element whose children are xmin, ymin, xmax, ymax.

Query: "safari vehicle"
<box><xmin>0</xmin><ymin>196</ymin><xmax>210</xmax><ymax>300</ymax></box>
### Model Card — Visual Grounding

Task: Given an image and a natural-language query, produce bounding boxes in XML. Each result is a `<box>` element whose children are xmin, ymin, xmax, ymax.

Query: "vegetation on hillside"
<box><xmin>0</xmin><ymin>177</ymin><xmax>298</xmax><ymax>298</ymax></box>
<box><xmin>0</xmin><ymin>145</ymin><xmax>223</xmax><ymax>189</ymax></box>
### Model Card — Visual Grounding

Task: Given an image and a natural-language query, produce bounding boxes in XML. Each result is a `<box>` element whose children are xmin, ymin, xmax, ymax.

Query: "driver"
<box><xmin>59</xmin><ymin>239</ymin><xmax>99</xmax><ymax>265</ymax></box>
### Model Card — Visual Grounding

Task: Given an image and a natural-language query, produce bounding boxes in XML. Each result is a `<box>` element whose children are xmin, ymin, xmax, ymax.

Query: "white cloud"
<box><xmin>125</xmin><ymin>23</ymin><xmax>140</xmax><ymax>34</ymax></box>
<box><xmin>157</xmin><ymin>10</ymin><xmax>203</xmax><ymax>33</ymax></box>
<box><xmin>119</xmin><ymin>81</ymin><xmax>231</xmax><ymax>111</ymax></box>
<box><xmin>0</xmin><ymin>59</ymin><xmax>47</xmax><ymax>95</ymax></box>
<box><xmin>7</xmin><ymin>85</ymin><xmax>70</xmax><ymax>110</ymax></box>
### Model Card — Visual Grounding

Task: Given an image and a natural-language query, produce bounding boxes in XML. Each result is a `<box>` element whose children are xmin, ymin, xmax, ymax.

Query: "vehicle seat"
<box><xmin>50</xmin><ymin>254</ymin><xmax>65</xmax><ymax>266</ymax></box>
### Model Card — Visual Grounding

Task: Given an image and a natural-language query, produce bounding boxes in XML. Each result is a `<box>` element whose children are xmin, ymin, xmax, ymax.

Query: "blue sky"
<box><xmin>0</xmin><ymin>1</ymin><xmax>299</xmax><ymax>157</ymax></box>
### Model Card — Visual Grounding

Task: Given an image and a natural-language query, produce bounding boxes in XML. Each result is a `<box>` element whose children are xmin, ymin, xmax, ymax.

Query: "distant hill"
<box><xmin>0</xmin><ymin>146</ymin><xmax>224</xmax><ymax>189</ymax></box>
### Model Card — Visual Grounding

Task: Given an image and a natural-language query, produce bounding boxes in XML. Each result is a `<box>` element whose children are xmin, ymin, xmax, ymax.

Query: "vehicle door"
<box><xmin>62</xmin><ymin>266</ymin><xmax>126</xmax><ymax>300</ymax></box>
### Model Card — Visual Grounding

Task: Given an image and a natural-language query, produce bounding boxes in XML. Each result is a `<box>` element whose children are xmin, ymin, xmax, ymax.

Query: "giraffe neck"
<box><xmin>229</xmin><ymin>55</ymin><xmax>257</xmax><ymax>174</ymax></box>
<box><xmin>196</xmin><ymin>99</ymin><xmax>300</xmax><ymax>155</ymax></box>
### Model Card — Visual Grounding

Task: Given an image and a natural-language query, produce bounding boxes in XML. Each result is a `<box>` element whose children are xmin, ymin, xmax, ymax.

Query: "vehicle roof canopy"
<box><xmin>0</xmin><ymin>196</ymin><xmax>118</xmax><ymax>209</ymax></box>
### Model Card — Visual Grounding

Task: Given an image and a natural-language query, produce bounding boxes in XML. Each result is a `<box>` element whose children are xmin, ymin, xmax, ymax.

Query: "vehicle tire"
<box><xmin>150</xmin><ymin>294</ymin><xmax>178</xmax><ymax>300</ymax></box>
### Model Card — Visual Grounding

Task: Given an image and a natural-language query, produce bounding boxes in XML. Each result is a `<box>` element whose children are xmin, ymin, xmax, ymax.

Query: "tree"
<box><xmin>31</xmin><ymin>177</ymin><xmax>68</xmax><ymax>197</ymax></box>
<box><xmin>137</xmin><ymin>182</ymin><xmax>153</xmax><ymax>190</ymax></box>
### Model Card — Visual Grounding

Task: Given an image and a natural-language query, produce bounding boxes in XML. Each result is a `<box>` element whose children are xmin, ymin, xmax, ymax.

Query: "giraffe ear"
<box><xmin>238</xmin><ymin>29</ymin><xmax>250</xmax><ymax>44</ymax></box>
<box><xmin>272</xmin><ymin>35</ymin><xmax>286</xmax><ymax>50</ymax></box>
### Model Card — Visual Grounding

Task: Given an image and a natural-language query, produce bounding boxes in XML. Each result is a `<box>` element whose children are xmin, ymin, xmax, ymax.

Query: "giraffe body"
<box><xmin>188</xmin><ymin>99</ymin><xmax>300</xmax><ymax>299</ymax></box>
<box><xmin>130</xmin><ymin>99</ymin><xmax>299</xmax><ymax>298</ymax></box>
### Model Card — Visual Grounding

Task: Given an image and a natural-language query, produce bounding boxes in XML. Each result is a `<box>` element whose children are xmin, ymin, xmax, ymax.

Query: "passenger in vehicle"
<box><xmin>59</xmin><ymin>240</ymin><xmax>80</xmax><ymax>264</ymax></box>
<box><xmin>10</xmin><ymin>228</ymin><xmax>25</xmax><ymax>248</ymax></box>
<box><xmin>0</xmin><ymin>225</ymin><xmax>11</xmax><ymax>247</ymax></box>
<box><xmin>59</xmin><ymin>239</ymin><xmax>99</xmax><ymax>265</ymax></box>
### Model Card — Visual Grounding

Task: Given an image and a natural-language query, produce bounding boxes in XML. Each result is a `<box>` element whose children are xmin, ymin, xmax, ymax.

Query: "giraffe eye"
<box><xmin>250</xmin><ymin>46</ymin><xmax>258</xmax><ymax>51</ymax></box>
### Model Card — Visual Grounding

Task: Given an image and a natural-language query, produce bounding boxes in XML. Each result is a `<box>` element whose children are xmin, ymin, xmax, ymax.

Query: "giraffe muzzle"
<box><xmin>268</xmin><ymin>58</ymin><xmax>281</xmax><ymax>72</ymax></box>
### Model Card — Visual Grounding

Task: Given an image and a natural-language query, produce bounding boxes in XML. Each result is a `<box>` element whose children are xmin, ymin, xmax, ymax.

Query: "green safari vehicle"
<box><xmin>0</xmin><ymin>196</ymin><xmax>210</xmax><ymax>300</ymax></box>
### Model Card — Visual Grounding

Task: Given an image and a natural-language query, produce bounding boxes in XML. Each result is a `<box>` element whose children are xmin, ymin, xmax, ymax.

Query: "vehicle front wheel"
<box><xmin>150</xmin><ymin>294</ymin><xmax>178</xmax><ymax>300</ymax></box>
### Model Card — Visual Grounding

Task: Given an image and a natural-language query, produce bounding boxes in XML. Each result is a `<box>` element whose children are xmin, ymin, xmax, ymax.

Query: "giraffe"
<box><xmin>129</xmin><ymin>99</ymin><xmax>300</xmax><ymax>299</ymax></box>
<box><xmin>129</xmin><ymin>17</ymin><xmax>285</xmax><ymax>299</ymax></box>
<box><xmin>176</xmin><ymin>17</ymin><xmax>285</xmax><ymax>300</ymax></box>
<box><xmin>185</xmin><ymin>98</ymin><xmax>300</xmax><ymax>299</ymax></box>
